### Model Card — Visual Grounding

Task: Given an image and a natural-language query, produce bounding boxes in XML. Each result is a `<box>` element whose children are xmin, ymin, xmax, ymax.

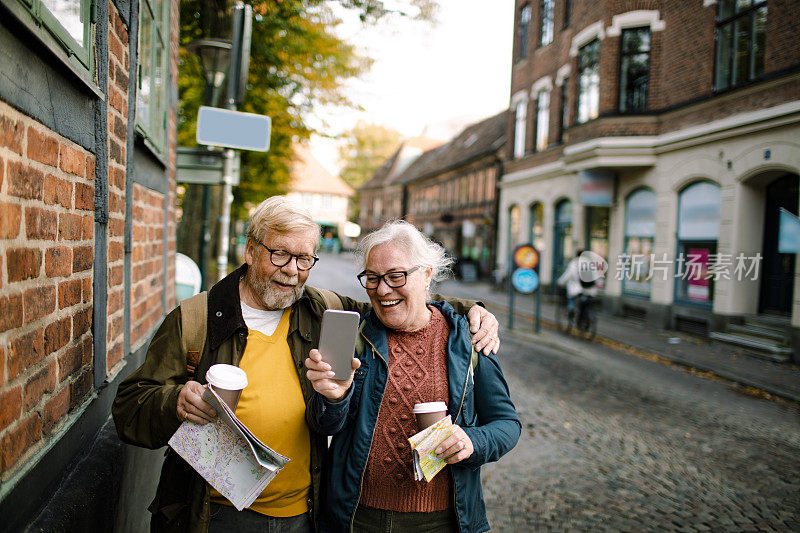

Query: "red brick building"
<box><xmin>402</xmin><ymin>111</ymin><xmax>507</xmax><ymax>279</ymax></box>
<box><xmin>359</xmin><ymin>136</ymin><xmax>442</xmax><ymax>234</ymax></box>
<box><xmin>0</xmin><ymin>0</ymin><xmax>179</xmax><ymax>528</ymax></box>
<box><xmin>500</xmin><ymin>0</ymin><xmax>800</xmax><ymax>359</ymax></box>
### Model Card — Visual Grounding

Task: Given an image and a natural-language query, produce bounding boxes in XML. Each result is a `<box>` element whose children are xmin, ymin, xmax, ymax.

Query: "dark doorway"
<box><xmin>759</xmin><ymin>173</ymin><xmax>798</xmax><ymax>314</ymax></box>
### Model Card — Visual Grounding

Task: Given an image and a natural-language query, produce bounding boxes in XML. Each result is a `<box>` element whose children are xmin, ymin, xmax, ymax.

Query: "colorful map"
<box><xmin>408</xmin><ymin>415</ymin><xmax>457</xmax><ymax>482</ymax></box>
<box><xmin>168</xmin><ymin>388</ymin><xmax>289</xmax><ymax>510</ymax></box>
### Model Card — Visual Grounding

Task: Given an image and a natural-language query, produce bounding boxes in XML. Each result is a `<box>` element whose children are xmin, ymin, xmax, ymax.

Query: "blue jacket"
<box><xmin>307</xmin><ymin>301</ymin><xmax>521</xmax><ymax>533</ymax></box>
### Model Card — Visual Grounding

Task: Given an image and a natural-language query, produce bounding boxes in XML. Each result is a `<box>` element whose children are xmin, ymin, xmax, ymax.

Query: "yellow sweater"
<box><xmin>210</xmin><ymin>310</ymin><xmax>311</xmax><ymax>517</ymax></box>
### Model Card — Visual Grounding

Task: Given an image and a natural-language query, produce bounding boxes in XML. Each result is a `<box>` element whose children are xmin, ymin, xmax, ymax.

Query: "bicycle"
<box><xmin>556</xmin><ymin>291</ymin><xmax>597</xmax><ymax>340</ymax></box>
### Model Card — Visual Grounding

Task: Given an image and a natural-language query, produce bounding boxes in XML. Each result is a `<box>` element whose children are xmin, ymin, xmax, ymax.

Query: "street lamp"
<box><xmin>186</xmin><ymin>38</ymin><xmax>231</xmax><ymax>285</ymax></box>
<box><xmin>186</xmin><ymin>38</ymin><xmax>231</xmax><ymax>107</ymax></box>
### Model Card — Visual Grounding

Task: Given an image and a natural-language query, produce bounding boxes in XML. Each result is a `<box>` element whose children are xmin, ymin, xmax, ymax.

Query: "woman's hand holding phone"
<box><xmin>305</xmin><ymin>349</ymin><xmax>361</xmax><ymax>402</ymax></box>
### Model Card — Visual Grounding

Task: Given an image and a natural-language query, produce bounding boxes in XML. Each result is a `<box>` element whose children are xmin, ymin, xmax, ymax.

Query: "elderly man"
<box><xmin>112</xmin><ymin>196</ymin><xmax>499</xmax><ymax>533</ymax></box>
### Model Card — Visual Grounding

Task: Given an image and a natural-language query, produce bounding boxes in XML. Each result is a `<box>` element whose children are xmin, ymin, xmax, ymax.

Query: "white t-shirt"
<box><xmin>240</xmin><ymin>300</ymin><xmax>284</xmax><ymax>336</ymax></box>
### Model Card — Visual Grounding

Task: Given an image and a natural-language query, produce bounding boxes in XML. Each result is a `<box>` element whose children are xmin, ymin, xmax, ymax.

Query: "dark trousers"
<box><xmin>208</xmin><ymin>503</ymin><xmax>312</xmax><ymax>533</ymax></box>
<box><xmin>352</xmin><ymin>505</ymin><xmax>458</xmax><ymax>533</ymax></box>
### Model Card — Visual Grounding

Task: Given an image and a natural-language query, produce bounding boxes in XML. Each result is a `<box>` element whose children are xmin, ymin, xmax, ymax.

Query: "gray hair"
<box><xmin>356</xmin><ymin>220</ymin><xmax>454</xmax><ymax>285</ymax></box>
<box><xmin>247</xmin><ymin>196</ymin><xmax>320</xmax><ymax>247</ymax></box>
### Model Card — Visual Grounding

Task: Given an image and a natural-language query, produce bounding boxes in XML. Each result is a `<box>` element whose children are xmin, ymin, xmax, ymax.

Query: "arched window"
<box><xmin>676</xmin><ymin>181</ymin><xmax>721</xmax><ymax>304</ymax></box>
<box><xmin>529</xmin><ymin>202</ymin><xmax>545</xmax><ymax>253</ymax></box>
<box><xmin>553</xmin><ymin>199</ymin><xmax>573</xmax><ymax>279</ymax></box>
<box><xmin>623</xmin><ymin>188</ymin><xmax>657</xmax><ymax>296</ymax></box>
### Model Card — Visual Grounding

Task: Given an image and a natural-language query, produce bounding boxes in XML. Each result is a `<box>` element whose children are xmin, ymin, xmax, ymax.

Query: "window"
<box><xmin>585</xmin><ymin>206</ymin><xmax>609</xmax><ymax>260</ymax></box>
<box><xmin>676</xmin><ymin>182</ymin><xmax>721</xmax><ymax>304</ymax></box>
<box><xmin>137</xmin><ymin>0</ymin><xmax>170</xmax><ymax>154</ymax></box>
<box><xmin>623</xmin><ymin>188</ymin><xmax>657</xmax><ymax>297</ymax></box>
<box><xmin>577</xmin><ymin>39</ymin><xmax>600</xmax><ymax>123</ymax></box>
<box><xmin>535</xmin><ymin>90</ymin><xmax>550</xmax><ymax>151</ymax></box>
<box><xmin>7</xmin><ymin>0</ymin><xmax>94</xmax><ymax>74</ymax></box>
<box><xmin>619</xmin><ymin>27</ymin><xmax>651</xmax><ymax>113</ymax></box>
<box><xmin>517</xmin><ymin>5</ymin><xmax>531</xmax><ymax>61</ymax></box>
<box><xmin>558</xmin><ymin>78</ymin><xmax>569</xmax><ymax>142</ymax></box>
<box><xmin>715</xmin><ymin>0</ymin><xmax>767</xmax><ymax>91</ymax></box>
<box><xmin>553</xmin><ymin>199</ymin><xmax>573</xmax><ymax>279</ymax></box>
<box><xmin>373</xmin><ymin>197</ymin><xmax>382</xmax><ymax>221</ymax></box>
<box><xmin>514</xmin><ymin>100</ymin><xmax>528</xmax><ymax>158</ymax></box>
<box><xmin>529</xmin><ymin>202</ymin><xmax>545</xmax><ymax>253</ymax></box>
<box><xmin>509</xmin><ymin>205</ymin><xmax>521</xmax><ymax>251</ymax></box>
<box><xmin>540</xmin><ymin>0</ymin><xmax>554</xmax><ymax>46</ymax></box>
<box><xmin>563</xmin><ymin>0</ymin><xmax>572</xmax><ymax>28</ymax></box>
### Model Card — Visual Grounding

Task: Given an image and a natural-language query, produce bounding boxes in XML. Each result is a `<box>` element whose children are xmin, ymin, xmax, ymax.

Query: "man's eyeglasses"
<box><xmin>255</xmin><ymin>240</ymin><xmax>319</xmax><ymax>271</ymax></box>
<box><xmin>357</xmin><ymin>266</ymin><xmax>421</xmax><ymax>289</ymax></box>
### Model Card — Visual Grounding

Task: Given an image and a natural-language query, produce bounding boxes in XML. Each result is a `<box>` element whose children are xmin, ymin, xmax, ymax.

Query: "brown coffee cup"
<box><xmin>205</xmin><ymin>364</ymin><xmax>248</xmax><ymax>411</ymax></box>
<box><xmin>413</xmin><ymin>401</ymin><xmax>448</xmax><ymax>430</ymax></box>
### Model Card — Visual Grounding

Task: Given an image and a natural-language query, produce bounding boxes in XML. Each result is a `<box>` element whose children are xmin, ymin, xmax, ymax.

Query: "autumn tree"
<box><xmin>177</xmin><ymin>0</ymin><xmax>437</xmax><ymax>282</ymax></box>
<box><xmin>337</xmin><ymin>122</ymin><xmax>403</xmax><ymax>221</ymax></box>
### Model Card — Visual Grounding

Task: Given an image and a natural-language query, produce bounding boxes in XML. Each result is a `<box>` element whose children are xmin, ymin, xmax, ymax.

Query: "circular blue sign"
<box><xmin>511</xmin><ymin>268</ymin><xmax>539</xmax><ymax>294</ymax></box>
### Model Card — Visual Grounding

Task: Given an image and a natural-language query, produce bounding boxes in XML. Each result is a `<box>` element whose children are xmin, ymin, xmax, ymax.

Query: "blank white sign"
<box><xmin>196</xmin><ymin>106</ymin><xmax>271</xmax><ymax>152</ymax></box>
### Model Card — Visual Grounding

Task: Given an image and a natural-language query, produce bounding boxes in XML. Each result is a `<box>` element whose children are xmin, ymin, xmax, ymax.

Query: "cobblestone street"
<box><xmin>311</xmin><ymin>252</ymin><xmax>800</xmax><ymax>532</ymax></box>
<box><xmin>481</xmin><ymin>330</ymin><xmax>800</xmax><ymax>532</ymax></box>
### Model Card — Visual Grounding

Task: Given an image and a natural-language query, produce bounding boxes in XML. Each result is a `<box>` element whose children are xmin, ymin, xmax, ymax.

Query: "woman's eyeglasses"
<box><xmin>357</xmin><ymin>266</ymin><xmax>421</xmax><ymax>289</ymax></box>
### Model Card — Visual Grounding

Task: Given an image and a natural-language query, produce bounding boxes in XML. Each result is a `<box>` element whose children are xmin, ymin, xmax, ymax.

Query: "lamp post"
<box><xmin>186</xmin><ymin>38</ymin><xmax>230</xmax><ymax>285</ymax></box>
<box><xmin>187</xmin><ymin>3</ymin><xmax>252</xmax><ymax>283</ymax></box>
<box><xmin>186</xmin><ymin>39</ymin><xmax>231</xmax><ymax>108</ymax></box>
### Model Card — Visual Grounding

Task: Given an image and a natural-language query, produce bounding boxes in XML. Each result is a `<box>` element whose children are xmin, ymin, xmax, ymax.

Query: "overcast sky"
<box><xmin>309</xmin><ymin>0</ymin><xmax>515</xmax><ymax>173</ymax></box>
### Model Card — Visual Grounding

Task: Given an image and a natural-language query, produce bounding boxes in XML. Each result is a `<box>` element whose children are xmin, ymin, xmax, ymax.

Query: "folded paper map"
<box><xmin>168</xmin><ymin>388</ymin><xmax>290</xmax><ymax>510</ymax></box>
<box><xmin>408</xmin><ymin>415</ymin><xmax>456</xmax><ymax>482</ymax></box>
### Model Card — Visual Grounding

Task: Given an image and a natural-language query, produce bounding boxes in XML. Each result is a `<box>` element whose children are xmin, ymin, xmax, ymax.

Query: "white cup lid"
<box><xmin>413</xmin><ymin>401</ymin><xmax>447</xmax><ymax>414</ymax></box>
<box><xmin>206</xmin><ymin>364</ymin><xmax>248</xmax><ymax>390</ymax></box>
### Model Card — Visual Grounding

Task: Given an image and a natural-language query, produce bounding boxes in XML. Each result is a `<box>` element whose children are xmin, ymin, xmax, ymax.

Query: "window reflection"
<box><xmin>42</xmin><ymin>0</ymin><xmax>84</xmax><ymax>46</ymax></box>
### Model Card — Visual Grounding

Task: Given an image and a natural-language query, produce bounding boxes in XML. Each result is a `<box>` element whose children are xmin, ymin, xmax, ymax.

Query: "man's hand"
<box><xmin>177</xmin><ymin>381</ymin><xmax>217</xmax><ymax>425</ymax></box>
<box><xmin>434</xmin><ymin>425</ymin><xmax>474</xmax><ymax>464</ymax></box>
<box><xmin>467</xmin><ymin>305</ymin><xmax>500</xmax><ymax>355</ymax></box>
<box><xmin>305</xmin><ymin>349</ymin><xmax>361</xmax><ymax>402</ymax></box>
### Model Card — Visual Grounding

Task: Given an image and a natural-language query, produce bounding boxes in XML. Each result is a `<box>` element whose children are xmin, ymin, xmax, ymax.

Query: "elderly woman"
<box><xmin>305</xmin><ymin>221</ymin><xmax>520</xmax><ymax>533</ymax></box>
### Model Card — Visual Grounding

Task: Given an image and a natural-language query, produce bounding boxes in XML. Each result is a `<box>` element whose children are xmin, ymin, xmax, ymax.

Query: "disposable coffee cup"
<box><xmin>205</xmin><ymin>364</ymin><xmax>248</xmax><ymax>411</ymax></box>
<box><xmin>413</xmin><ymin>401</ymin><xmax>448</xmax><ymax>430</ymax></box>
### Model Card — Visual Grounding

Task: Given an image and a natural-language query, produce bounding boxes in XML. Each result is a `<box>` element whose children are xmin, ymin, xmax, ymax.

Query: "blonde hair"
<box><xmin>247</xmin><ymin>196</ymin><xmax>320</xmax><ymax>246</ymax></box>
<box><xmin>356</xmin><ymin>220</ymin><xmax>453</xmax><ymax>284</ymax></box>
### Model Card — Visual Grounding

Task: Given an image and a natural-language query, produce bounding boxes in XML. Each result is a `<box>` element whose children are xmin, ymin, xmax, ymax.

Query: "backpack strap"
<box><xmin>180</xmin><ymin>291</ymin><xmax>208</xmax><ymax>380</ymax></box>
<box><xmin>314</xmin><ymin>286</ymin><xmax>344</xmax><ymax>311</ymax></box>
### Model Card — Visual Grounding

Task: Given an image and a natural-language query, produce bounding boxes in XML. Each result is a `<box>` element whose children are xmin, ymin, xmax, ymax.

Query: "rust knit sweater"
<box><xmin>359</xmin><ymin>306</ymin><xmax>453</xmax><ymax>512</ymax></box>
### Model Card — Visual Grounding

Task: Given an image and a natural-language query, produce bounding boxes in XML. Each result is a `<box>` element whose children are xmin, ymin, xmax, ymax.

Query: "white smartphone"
<box><xmin>318</xmin><ymin>309</ymin><xmax>361</xmax><ymax>380</ymax></box>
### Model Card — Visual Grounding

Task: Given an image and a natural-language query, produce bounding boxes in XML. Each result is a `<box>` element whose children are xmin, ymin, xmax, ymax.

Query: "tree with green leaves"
<box><xmin>177</xmin><ymin>0</ymin><xmax>437</xmax><ymax>282</ymax></box>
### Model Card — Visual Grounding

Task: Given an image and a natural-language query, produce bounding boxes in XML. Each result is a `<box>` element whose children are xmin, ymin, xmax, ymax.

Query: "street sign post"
<box><xmin>176</xmin><ymin>147</ymin><xmax>240</xmax><ymax>185</ymax></box>
<box><xmin>508</xmin><ymin>243</ymin><xmax>542</xmax><ymax>332</ymax></box>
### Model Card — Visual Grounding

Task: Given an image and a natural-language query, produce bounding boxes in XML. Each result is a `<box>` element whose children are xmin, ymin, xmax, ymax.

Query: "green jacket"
<box><xmin>112</xmin><ymin>264</ymin><xmax>477</xmax><ymax>532</ymax></box>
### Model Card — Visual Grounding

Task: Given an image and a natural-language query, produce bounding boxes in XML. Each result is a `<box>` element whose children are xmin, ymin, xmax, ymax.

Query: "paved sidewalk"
<box><xmin>437</xmin><ymin>279</ymin><xmax>800</xmax><ymax>403</ymax></box>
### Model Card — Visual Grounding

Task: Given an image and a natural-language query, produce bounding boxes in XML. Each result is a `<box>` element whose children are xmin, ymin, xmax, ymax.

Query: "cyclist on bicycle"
<box><xmin>557</xmin><ymin>249</ymin><xmax>599</xmax><ymax>322</ymax></box>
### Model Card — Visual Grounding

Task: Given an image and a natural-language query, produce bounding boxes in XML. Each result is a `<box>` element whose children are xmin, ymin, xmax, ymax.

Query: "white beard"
<box><xmin>245</xmin><ymin>269</ymin><xmax>304</xmax><ymax>310</ymax></box>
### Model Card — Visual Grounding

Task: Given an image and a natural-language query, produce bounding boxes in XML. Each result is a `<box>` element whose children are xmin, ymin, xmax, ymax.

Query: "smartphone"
<box><xmin>318</xmin><ymin>309</ymin><xmax>360</xmax><ymax>380</ymax></box>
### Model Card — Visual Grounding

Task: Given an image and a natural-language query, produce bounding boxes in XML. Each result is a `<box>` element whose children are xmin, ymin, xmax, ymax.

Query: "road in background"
<box><xmin>309</xmin><ymin>252</ymin><xmax>800</xmax><ymax>531</ymax></box>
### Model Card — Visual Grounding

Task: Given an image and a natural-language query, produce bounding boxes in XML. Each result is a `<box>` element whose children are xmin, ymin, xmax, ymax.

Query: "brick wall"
<box><xmin>166</xmin><ymin>0</ymin><xmax>179</xmax><ymax>311</ymax></box>
<box><xmin>0</xmin><ymin>101</ymin><xmax>95</xmax><ymax>478</ymax></box>
<box><xmin>131</xmin><ymin>184</ymin><xmax>165</xmax><ymax>348</ymax></box>
<box><xmin>107</xmin><ymin>2</ymin><xmax>128</xmax><ymax>372</ymax></box>
<box><xmin>508</xmin><ymin>0</ymin><xmax>800</xmax><ymax>156</ymax></box>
